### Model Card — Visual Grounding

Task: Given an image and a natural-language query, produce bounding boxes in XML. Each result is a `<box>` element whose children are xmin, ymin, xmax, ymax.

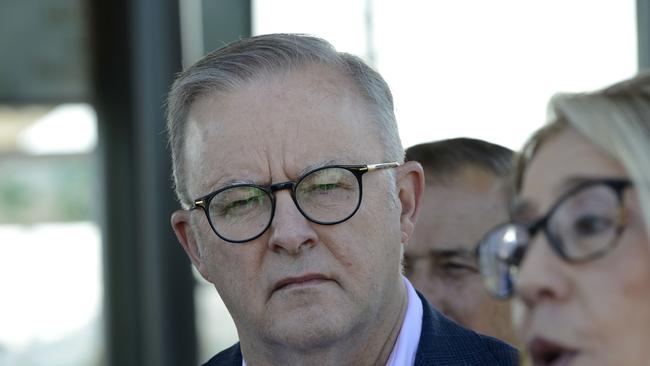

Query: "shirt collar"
<box><xmin>385</xmin><ymin>276</ymin><xmax>423</xmax><ymax>366</ymax></box>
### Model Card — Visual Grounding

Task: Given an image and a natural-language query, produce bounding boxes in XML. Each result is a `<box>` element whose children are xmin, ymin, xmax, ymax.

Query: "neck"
<box><xmin>240</xmin><ymin>277</ymin><xmax>408</xmax><ymax>366</ymax></box>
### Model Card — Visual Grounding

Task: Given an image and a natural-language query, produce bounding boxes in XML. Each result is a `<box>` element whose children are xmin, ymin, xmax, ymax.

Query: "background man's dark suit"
<box><xmin>202</xmin><ymin>293</ymin><xmax>518</xmax><ymax>366</ymax></box>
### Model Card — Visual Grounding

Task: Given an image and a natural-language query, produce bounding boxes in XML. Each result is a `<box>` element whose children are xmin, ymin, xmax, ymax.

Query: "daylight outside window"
<box><xmin>0</xmin><ymin>104</ymin><xmax>103</xmax><ymax>366</ymax></box>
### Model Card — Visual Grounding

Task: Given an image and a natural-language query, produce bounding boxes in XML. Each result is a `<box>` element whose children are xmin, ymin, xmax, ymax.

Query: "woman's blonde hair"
<box><xmin>514</xmin><ymin>72</ymin><xmax>650</xmax><ymax>235</ymax></box>
<box><xmin>514</xmin><ymin>73</ymin><xmax>650</xmax><ymax>366</ymax></box>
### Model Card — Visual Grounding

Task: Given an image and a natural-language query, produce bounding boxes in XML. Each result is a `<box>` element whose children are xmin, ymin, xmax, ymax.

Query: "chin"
<box><xmin>264</xmin><ymin>313</ymin><xmax>349</xmax><ymax>350</ymax></box>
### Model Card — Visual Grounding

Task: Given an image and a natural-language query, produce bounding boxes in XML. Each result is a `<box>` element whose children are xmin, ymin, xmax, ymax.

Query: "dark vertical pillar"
<box><xmin>130</xmin><ymin>1</ymin><xmax>197</xmax><ymax>366</ymax></box>
<box><xmin>90</xmin><ymin>0</ymin><xmax>196</xmax><ymax>364</ymax></box>
<box><xmin>90</xmin><ymin>0</ymin><xmax>140</xmax><ymax>364</ymax></box>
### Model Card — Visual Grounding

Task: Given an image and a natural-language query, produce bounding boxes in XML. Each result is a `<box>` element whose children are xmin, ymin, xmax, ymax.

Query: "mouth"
<box><xmin>529</xmin><ymin>337</ymin><xmax>579</xmax><ymax>366</ymax></box>
<box><xmin>272</xmin><ymin>273</ymin><xmax>332</xmax><ymax>292</ymax></box>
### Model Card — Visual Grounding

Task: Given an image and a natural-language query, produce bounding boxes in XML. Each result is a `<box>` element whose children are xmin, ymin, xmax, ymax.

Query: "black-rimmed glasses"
<box><xmin>191</xmin><ymin>162</ymin><xmax>400</xmax><ymax>243</ymax></box>
<box><xmin>476</xmin><ymin>179</ymin><xmax>632</xmax><ymax>299</ymax></box>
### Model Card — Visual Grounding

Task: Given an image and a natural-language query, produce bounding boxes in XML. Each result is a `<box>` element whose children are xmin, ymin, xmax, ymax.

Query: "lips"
<box><xmin>272</xmin><ymin>273</ymin><xmax>331</xmax><ymax>292</ymax></box>
<box><xmin>529</xmin><ymin>337</ymin><xmax>578</xmax><ymax>366</ymax></box>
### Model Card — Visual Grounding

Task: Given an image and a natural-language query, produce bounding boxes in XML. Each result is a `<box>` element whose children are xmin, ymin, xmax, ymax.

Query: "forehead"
<box><xmin>410</xmin><ymin>168</ymin><xmax>509</xmax><ymax>253</ymax></box>
<box><xmin>183</xmin><ymin>64</ymin><xmax>384</xmax><ymax>196</ymax></box>
<box><xmin>520</xmin><ymin>127</ymin><xmax>627</xmax><ymax>213</ymax></box>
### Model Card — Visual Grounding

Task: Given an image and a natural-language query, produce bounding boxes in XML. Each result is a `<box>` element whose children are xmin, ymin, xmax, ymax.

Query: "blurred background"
<box><xmin>0</xmin><ymin>0</ymin><xmax>645</xmax><ymax>365</ymax></box>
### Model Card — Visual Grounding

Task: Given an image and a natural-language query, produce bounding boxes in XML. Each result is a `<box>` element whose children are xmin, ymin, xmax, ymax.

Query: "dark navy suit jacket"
<box><xmin>202</xmin><ymin>292</ymin><xmax>518</xmax><ymax>366</ymax></box>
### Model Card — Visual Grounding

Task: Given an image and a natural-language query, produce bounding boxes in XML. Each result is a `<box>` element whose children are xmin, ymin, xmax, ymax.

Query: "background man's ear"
<box><xmin>171</xmin><ymin>210</ymin><xmax>212</xmax><ymax>282</ymax></box>
<box><xmin>396</xmin><ymin>161</ymin><xmax>425</xmax><ymax>245</ymax></box>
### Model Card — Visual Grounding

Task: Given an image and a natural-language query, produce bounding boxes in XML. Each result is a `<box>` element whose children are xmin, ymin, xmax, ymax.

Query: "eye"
<box><xmin>224</xmin><ymin>196</ymin><xmax>261</xmax><ymax>212</ymax></box>
<box><xmin>311</xmin><ymin>182</ymin><xmax>341</xmax><ymax>192</ymax></box>
<box><xmin>572</xmin><ymin>214</ymin><xmax>614</xmax><ymax>237</ymax></box>
<box><xmin>212</xmin><ymin>187</ymin><xmax>268</xmax><ymax>217</ymax></box>
<box><xmin>437</xmin><ymin>260</ymin><xmax>478</xmax><ymax>278</ymax></box>
<box><xmin>298</xmin><ymin>167</ymin><xmax>357</xmax><ymax>196</ymax></box>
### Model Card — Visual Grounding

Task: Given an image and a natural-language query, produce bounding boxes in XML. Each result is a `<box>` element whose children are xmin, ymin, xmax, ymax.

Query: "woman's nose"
<box><xmin>515</xmin><ymin>234</ymin><xmax>571</xmax><ymax>308</ymax></box>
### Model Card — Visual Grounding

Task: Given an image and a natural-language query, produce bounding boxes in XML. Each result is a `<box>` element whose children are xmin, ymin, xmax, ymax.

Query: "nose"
<box><xmin>515</xmin><ymin>234</ymin><xmax>571</xmax><ymax>308</ymax></box>
<box><xmin>267</xmin><ymin>190</ymin><xmax>318</xmax><ymax>255</ymax></box>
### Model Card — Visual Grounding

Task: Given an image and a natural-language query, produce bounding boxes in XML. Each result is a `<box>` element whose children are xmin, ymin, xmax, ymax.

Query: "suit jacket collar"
<box><xmin>202</xmin><ymin>291</ymin><xmax>518</xmax><ymax>366</ymax></box>
<box><xmin>414</xmin><ymin>290</ymin><xmax>518</xmax><ymax>365</ymax></box>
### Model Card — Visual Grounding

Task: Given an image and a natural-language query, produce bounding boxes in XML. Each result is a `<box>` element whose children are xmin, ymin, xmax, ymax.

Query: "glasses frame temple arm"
<box><xmin>365</xmin><ymin>162</ymin><xmax>400</xmax><ymax>172</ymax></box>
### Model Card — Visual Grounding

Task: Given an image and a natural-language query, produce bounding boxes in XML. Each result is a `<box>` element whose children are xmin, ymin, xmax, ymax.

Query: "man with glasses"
<box><xmin>404</xmin><ymin>138</ymin><xmax>519</xmax><ymax>347</ymax></box>
<box><xmin>166</xmin><ymin>33</ymin><xmax>517</xmax><ymax>366</ymax></box>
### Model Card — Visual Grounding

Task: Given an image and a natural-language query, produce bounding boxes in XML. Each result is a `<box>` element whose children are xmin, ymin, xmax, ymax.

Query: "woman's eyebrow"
<box><xmin>554</xmin><ymin>176</ymin><xmax>594</xmax><ymax>195</ymax></box>
<box><xmin>510</xmin><ymin>176</ymin><xmax>612</xmax><ymax>220</ymax></box>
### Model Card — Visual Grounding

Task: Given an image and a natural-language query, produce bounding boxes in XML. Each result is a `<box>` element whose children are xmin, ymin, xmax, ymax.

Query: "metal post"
<box><xmin>91</xmin><ymin>0</ymin><xmax>196</xmax><ymax>364</ymax></box>
<box><xmin>639</xmin><ymin>0</ymin><xmax>650</xmax><ymax>70</ymax></box>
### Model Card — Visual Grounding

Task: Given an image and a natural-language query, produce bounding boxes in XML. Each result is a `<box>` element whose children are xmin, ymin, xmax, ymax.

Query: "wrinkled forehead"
<box><xmin>182</xmin><ymin>66</ymin><xmax>385</xmax><ymax>196</ymax></box>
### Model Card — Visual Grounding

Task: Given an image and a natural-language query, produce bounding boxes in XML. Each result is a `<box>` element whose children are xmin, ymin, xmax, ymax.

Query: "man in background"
<box><xmin>404</xmin><ymin>138</ymin><xmax>518</xmax><ymax>346</ymax></box>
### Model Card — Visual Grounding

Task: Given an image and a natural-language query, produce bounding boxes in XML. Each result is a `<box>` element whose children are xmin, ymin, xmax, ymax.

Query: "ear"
<box><xmin>171</xmin><ymin>210</ymin><xmax>212</xmax><ymax>283</ymax></box>
<box><xmin>395</xmin><ymin>161</ymin><xmax>425</xmax><ymax>245</ymax></box>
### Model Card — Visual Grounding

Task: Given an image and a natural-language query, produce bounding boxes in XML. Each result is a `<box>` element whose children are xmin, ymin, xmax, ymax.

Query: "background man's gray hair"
<box><xmin>166</xmin><ymin>33</ymin><xmax>403</xmax><ymax>207</ymax></box>
<box><xmin>405</xmin><ymin>138</ymin><xmax>514</xmax><ymax>186</ymax></box>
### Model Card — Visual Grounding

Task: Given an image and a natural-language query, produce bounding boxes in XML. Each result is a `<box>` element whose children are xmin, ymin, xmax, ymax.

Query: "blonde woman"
<box><xmin>476</xmin><ymin>73</ymin><xmax>650</xmax><ymax>366</ymax></box>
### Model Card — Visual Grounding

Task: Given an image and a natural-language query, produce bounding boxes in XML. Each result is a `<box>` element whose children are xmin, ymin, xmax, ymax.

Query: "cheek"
<box><xmin>200</xmin><ymin>236</ymin><xmax>266</xmax><ymax>291</ymax></box>
<box><xmin>580</xmin><ymin>230</ymin><xmax>650</xmax><ymax>347</ymax></box>
<box><xmin>512</xmin><ymin>300</ymin><xmax>528</xmax><ymax>338</ymax></box>
<box><xmin>409</xmin><ymin>263</ymin><xmax>434</xmax><ymax>288</ymax></box>
<box><xmin>451</xmin><ymin>279</ymin><xmax>485</xmax><ymax>311</ymax></box>
<box><xmin>608</xmin><ymin>229</ymin><xmax>650</xmax><ymax>305</ymax></box>
<box><xmin>427</xmin><ymin>278</ymin><xmax>472</xmax><ymax>307</ymax></box>
<box><xmin>345</xmin><ymin>200</ymin><xmax>403</xmax><ymax>263</ymax></box>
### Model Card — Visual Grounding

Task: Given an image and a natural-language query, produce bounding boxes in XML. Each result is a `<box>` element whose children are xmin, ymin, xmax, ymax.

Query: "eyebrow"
<box><xmin>555</xmin><ymin>177</ymin><xmax>598</xmax><ymax>195</ymax></box>
<box><xmin>511</xmin><ymin>175</ymin><xmax>628</xmax><ymax>220</ymax></box>
<box><xmin>432</xmin><ymin>248</ymin><xmax>475</xmax><ymax>258</ymax></box>
<box><xmin>200</xmin><ymin>178</ymin><xmax>258</xmax><ymax>198</ymax></box>
<box><xmin>405</xmin><ymin>248</ymin><xmax>476</xmax><ymax>261</ymax></box>
<box><xmin>297</xmin><ymin>159</ymin><xmax>339</xmax><ymax>177</ymax></box>
<box><xmin>511</xmin><ymin>178</ymin><xmax>591</xmax><ymax>219</ymax></box>
<box><xmin>208</xmin><ymin>160</ymin><xmax>342</xmax><ymax>193</ymax></box>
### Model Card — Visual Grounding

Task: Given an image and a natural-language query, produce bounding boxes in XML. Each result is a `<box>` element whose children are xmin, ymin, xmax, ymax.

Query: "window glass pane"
<box><xmin>0</xmin><ymin>104</ymin><xmax>103</xmax><ymax>366</ymax></box>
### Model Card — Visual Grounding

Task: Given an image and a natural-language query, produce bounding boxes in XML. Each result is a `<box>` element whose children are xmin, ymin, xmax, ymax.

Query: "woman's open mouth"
<box><xmin>529</xmin><ymin>337</ymin><xmax>579</xmax><ymax>366</ymax></box>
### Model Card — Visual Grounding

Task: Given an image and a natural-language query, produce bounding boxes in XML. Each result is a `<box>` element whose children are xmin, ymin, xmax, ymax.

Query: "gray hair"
<box><xmin>516</xmin><ymin>72</ymin><xmax>650</xmax><ymax>237</ymax></box>
<box><xmin>405</xmin><ymin>137</ymin><xmax>514</xmax><ymax>185</ymax></box>
<box><xmin>166</xmin><ymin>33</ymin><xmax>403</xmax><ymax>207</ymax></box>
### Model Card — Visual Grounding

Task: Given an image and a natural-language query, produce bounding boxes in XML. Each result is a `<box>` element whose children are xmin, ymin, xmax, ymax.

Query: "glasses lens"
<box><xmin>477</xmin><ymin>223</ymin><xmax>528</xmax><ymax>299</ymax></box>
<box><xmin>208</xmin><ymin>185</ymin><xmax>273</xmax><ymax>242</ymax></box>
<box><xmin>295</xmin><ymin>167</ymin><xmax>361</xmax><ymax>224</ymax></box>
<box><xmin>548</xmin><ymin>184</ymin><xmax>622</xmax><ymax>261</ymax></box>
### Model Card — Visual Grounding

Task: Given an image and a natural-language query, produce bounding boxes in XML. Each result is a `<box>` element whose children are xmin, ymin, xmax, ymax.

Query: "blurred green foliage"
<box><xmin>0</xmin><ymin>154</ymin><xmax>95</xmax><ymax>223</ymax></box>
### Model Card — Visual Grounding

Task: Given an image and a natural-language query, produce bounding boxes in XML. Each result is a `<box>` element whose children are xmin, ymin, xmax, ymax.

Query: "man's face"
<box><xmin>405</xmin><ymin>168</ymin><xmax>517</xmax><ymax>345</ymax></box>
<box><xmin>172</xmin><ymin>64</ymin><xmax>422</xmax><ymax>350</ymax></box>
